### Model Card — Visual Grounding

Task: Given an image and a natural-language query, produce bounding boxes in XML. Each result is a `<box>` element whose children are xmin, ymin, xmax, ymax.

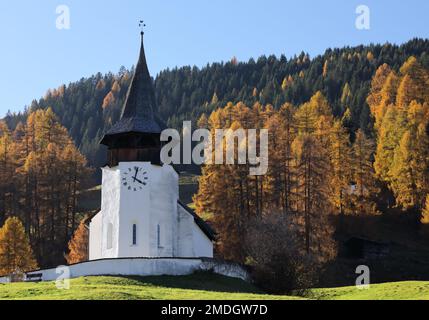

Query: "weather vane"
<box><xmin>139</xmin><ymin>20</ymin><xmax>146</xmax><ymax>35</ymax></box>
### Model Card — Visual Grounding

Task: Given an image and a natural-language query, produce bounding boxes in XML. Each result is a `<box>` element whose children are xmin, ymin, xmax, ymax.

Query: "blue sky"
<box><xmin>0</xmin><ymin>0</ymin><xmax>428</xmax><ymax>117</ymax></box>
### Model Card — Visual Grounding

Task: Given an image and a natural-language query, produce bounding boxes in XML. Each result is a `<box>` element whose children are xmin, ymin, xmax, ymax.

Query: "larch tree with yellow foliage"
<box><xmin>367</xmin><ymin>64</ymin><xmax>397</xmax><ymax>130</ymax></box>
<box><xmin>367</xmin><ymin>64</ymin><xmax>392</xmax><ymax>111</ymax></box>
<box><xmin>292</xmin><ymin>133</ymin><xmax>333</xmax><ymax>255</ymax></box>
<box><xmin>322</xmin><ymin>60</ymin><xmax>329</xmax><ymax>78</ymax></box>
<box><xmin>389</xmin><ymin>102</ymin><xmax>429</xmax><ymax>209</ymax></box>
<box><xmin>369</xmin><ymin>57</ymin><xmax>429</xmax><ymax>213</ymax></box>
<box><xmin>399</xmin><ymin>56</ymin><xmax>429</xmax><ymax>104</ymax></box>
<box><xmin>422</xmin><ymin>196</ymin><xmax>429</xmax><ymax>225</ymax></box>
<box><xmin>374</xmin><ymin>107</ymin><xmax>407</xmax><ymax>183</ymax></box>
<box><xmin>329</xmin><ymin>120</ymin><xmax>352</xmax><ymax>216</ymax></box>
<box><xmin>0</xmin><ymin>122</ymin><xmax>17</xmax><ymax>225</ymax></box>
<box><xmin>341</xmin><ymin>83</ymin><xmax>352</xmax><ymax>107</ymax></box>
<box><xmin>421</xmin><ymin>196</ymin><xmax>429</xmax><ymax>237</ymax></box>
<box><xmin>66</xmin><ymin>220</ymin><xmax>89</xmax><ymax>264</ymax></box>
<box><xmin>352</xmin><ymin>130</ymin><xmax>378</xmax><ymax>215</ymax></box>
<box><xmin>277</xmin><ymin>103</ymin><xmax>296</xmax><ymax>212</ymax></box>
<box><xmin>396</xmin><ymin>74</ymin><xmax>417</xmax><ymax>108</ymax></box>
<box><xmin>0</xmin><ymin>108</ymin><xmax>92</xmax><ymax>267</ymax></box>
<box><xmin>0</xmin><ymin>217</ymin><xmax>38</xmax><ymax>277</ymax></box>
<box><xmin>292</xmin><ymin>92</ymin><xmax>336</xmax><ymax>257</ymax></box>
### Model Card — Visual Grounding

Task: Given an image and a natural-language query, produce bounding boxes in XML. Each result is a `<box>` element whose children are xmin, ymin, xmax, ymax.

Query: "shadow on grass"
<box><xmin>118</xmin><ymin>272</ymin><xmax>262</xmax><ymax>294</ymax></box>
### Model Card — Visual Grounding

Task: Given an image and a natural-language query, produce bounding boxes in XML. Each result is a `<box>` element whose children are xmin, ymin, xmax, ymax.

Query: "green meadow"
<box><xmin>0</xmin><ymin>273</ymin><xmax>427</xmax><ymax>300</ymax></box>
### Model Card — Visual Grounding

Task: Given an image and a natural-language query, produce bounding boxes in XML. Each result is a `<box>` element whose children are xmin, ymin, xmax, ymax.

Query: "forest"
<box><xmin>0</xmin><ymin>109</ymin><xmax>91</xmax><ymax>268</ymax></box>
<box><xmin>4</xmin><ymin>38</ymin><xmax>429</xmax><ymax>172</ymax></box>
<box><xmin>194</xmin><ymin>55</ymin><xmax>429</xmax><ymax>289</ymax></box>
<box><xmin>0</xmin><ymin>39</ymin><xmax>428</xmax><ymax>289</ymax></box>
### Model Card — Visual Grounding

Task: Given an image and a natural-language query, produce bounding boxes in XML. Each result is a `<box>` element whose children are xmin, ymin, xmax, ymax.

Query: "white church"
<box><xmin>89</xmin><ymin>31</ymin><xmax>214</xmax><ymax>260</ymax></box>
<box><xmin>2</xmin><ymin>31</ymin><xmax>248</xmax><ymax>283</ymax></box>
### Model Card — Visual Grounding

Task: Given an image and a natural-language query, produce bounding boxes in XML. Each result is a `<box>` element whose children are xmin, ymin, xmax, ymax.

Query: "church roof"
<box><xmin>178</xmin><ymin>200</ymin><xmax>216</xmax><ymax>241</ymax></box>
<box><xmin>101</xmin><ymin>33</ymin><xmax>165</xmax><ymax>145</ymax></box>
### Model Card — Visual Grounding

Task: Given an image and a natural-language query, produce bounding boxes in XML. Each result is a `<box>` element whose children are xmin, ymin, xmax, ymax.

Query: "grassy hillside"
<box><xmin>0</xmin><ymin>273</ymin><xmax>301</xmax><ymax>300</ymax></box>
<box><xmin>0</xmin><ymin>273</ymin><xmax>428</xmax><ymax>300</ymax></box>
<box><xmin>311</xmin><ymin>281</ymin><xmax>429</xmax><ymax>300</ymax></box>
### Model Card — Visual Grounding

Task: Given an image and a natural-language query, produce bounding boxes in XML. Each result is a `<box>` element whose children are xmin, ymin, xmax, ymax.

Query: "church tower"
<box><xmin>89</xmin><ymin>30</ymin><xmax>214</xmax><ymax>260</ymax></box>
<box><xmin>100</xmin><ymin>30</ymin><xmax>165</xmax><ymax>166</ymax></box>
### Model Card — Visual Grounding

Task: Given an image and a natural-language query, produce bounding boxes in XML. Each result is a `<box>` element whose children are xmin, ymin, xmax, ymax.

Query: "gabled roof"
<box><xmin>85</xmin><ymin>209</ymin><xmax>101</xmax><ymax>226</ymax></box>
<box><xmin>101</xmin><ymin>33</ymin><xmax>165</xmax><ymax>146</ymax></box>
<box><xmin>178</xmin><ymin>200</ymin><xmax>216</xmax><ymax>241</ymax></box>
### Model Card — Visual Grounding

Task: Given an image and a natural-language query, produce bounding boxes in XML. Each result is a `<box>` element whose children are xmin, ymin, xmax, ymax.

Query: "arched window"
<box><xmin>157</xmin><ymin>224</ymin><xmax>161</xmax><ymax>248</ymax></box>
<box><xmin>132</xmin><ymin>224</ymin><xmax>137</xmax><ymax>245</ymax></box>
<box><xmin>107</xmin><ymin>223</ymin><xmax>113</xmax><ymax>249</ymax></box>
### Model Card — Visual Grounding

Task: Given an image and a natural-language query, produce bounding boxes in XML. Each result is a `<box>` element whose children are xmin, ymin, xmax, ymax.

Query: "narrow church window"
<box><xmin>157</xmin><ymin>224</ymin><xmax>161</xmax><ymax>248</ymax></box>
<box><xmin>107</xmin><ymin>223</ymin><xmax>113</xmax><ymax>249</ymax></box>
<box><xmin>132</xmin><ymin>224</ymin><xmax>137</xmax><ymax>245</ymax></box>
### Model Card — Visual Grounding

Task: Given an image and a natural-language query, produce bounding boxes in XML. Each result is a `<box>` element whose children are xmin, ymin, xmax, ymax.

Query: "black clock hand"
<box><xmin>133</xmin><ymin>168</ymin><xmax>139</xmax><ymax>182</ymax></box>
<box><xmin>134</xmin><ymin>177</ymin><xmax>145</xmax><ymax>185</ymax></box>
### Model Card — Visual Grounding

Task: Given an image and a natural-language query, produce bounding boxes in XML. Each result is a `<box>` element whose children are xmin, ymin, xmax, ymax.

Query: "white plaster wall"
<box><xmin>26</xmin><ymin>258</ymin><xmax>203</xmax><ymax>282</ymax></box>
<box><xmin>112</xmin><ymin>162</ymin><xmax>179</xmax><ymax>258</ymax></box>
<box><xmin>177</xmin><ymin>204</ymin><xmax>195</xmax><ymax>257</ymax></box>
<box><xmin>200</xmin><ymin>260</ymin><xmax>250</xmax><ymax>281</ymax></box>
<box><xmin>89</xmin><ymin>212</ymin><xmax>102</xmax><ymax>260</ymax></box>
<box><xmin>193</xmin><ymin>223</ymin><xmax>214</xmax><ymax>258</ymax></box>
<box><xmin>100</xmin><ymin>167</ymin><xmax>121</xmax><ymax>258</ymax></box>
<box><xmin>149</xmin><ymin>164</ymin><xmax>179</xmax><ymax>257</ymax></box>
<box><xmin>117</xmin><ymin>162</ymin><xmax>152</xmax><ymax>258</ymax></box>
<box><xmin>91</xmin><ymin>162</ymin><xmax>212</xmax><ymax>260</ymax></box>
<box><xmin>24</xmin><ymin>258</ymin><xmax>250</xmax><ymax>282</ymax></box>
<box><xmin>176</xmin><ymin>204</ymin><xmax>214</xmax><ymax>258</ymax></box>
<box><xmin>0</xmin><ymin>276</ymin><xmax>10</xmax><ymax>284</ymax></box>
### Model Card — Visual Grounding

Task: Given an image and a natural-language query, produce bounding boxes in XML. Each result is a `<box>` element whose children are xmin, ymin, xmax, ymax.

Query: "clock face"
<box><xmin>121</xmin><ymin>166</ymin><xmax>148</xmax><ymax>192</ymax></box>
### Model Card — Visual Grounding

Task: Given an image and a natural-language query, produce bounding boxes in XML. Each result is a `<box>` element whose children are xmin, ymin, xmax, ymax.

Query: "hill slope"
<box><xmin>4</xmin><ymin>39</ymin><xmax>429</xmax><ymax>171</ymax></box>
<box><xmin>311</xmin><ymin>281</ymin><xmax>429</xmax><ymax>300</ymax></box>
<box><xmin>0</xmin><ymin>273</ymin><xmax>301</xmax><ymax>300</ymax></box>
<box><xmin>0</xmin><ymin>273</ymin><xmax>428</xmax><ymax>300</ymax></box>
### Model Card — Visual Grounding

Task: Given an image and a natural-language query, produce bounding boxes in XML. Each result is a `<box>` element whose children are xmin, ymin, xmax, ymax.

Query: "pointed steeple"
<box><xmin>120</xmin><ymin>32</ymin><xmax>155</xmax><ymax>120</ymax></box>
<box><xmin>101</xmin><ymin>31</ymin><xmax>164</xmax><ymax>147</ymax></box>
